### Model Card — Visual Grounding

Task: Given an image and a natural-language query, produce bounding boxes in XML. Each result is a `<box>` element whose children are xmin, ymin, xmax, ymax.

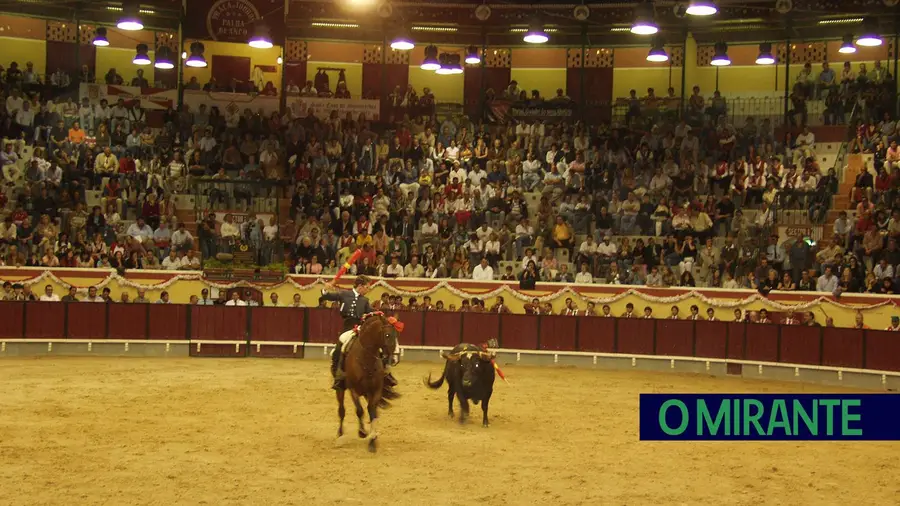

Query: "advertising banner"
<box><xmin>81</xmin><ymin>84</ymin><xmax>283</xmax><ymax>115</ymax></box>
<box><xmin>488</xmin><ymin>100</ymin><xmax>574</xmax><ymax>123</ymax></box>
<box><xmin>288</xmin><ymin>96</ymin><xmax>380</xmax><ymax>121</ymax></box>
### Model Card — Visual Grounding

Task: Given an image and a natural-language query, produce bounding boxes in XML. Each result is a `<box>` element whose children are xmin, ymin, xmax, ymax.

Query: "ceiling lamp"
<box><xmin>686</xmin><ymin>1</ymin><xmax>717</xmax><ymax>16</ymax></box>
<box><xmin>710</xmin><ymin>42</ymin><xmax>730</xmax><ymax>66</ymax></box>
<box><xmin>465</xmin><ymin>45</ymin><xmax>481</xmax><ymax>65</ymax></box>
<box><xmin>755</xmin><ymin>42</ymin><xmax>775</xmax><ymax>65</ymax></box>
<box><xmin>185</xmin><ymin>41</ymin><xmax>208</xmax><ymax>68</ymax></box>
<box><xmin>117</xmin><ymin>2</ymin><xmax>143</xmax><ymax>31</ymax></box>
<box><xmin>523</xmin><ymin>18</ymin><xmax>549</xmax><ymax>44</ymax></box>
<box><xmin>435</xmin><ymin>53</ymin><xmax>453</xmax><ymax>75</ymax></box>
<box><xmin>132</xmin><ymin>44</ymin><xmax>151</xmax><ymax>65</ymax></box>
<box><xmin>248</xmin><ymin>24</ymin><xmax>274</xmax><ymax>49</ymax></box>
<box><xmin>93</xmin><ymin>27</ymin><xmax>110</xmax><ymax>47</ymax></box>
<box><xmin>154</xmin><ymin>46</ymin><xmax>174</xmax><ymax>69</ymax></box>
<box><xmin>390</xmin><ymin>28</ymin><xmax>414</xmax><ymax>50</ymax></box>
<box><xmin>420</xmin><ymin>45</ymin><xmax>440</xmax><ymax>70</ymax></box>
<box><xmin>646</xmin><ymin>40</ymin><xmax>668</xmax><ymax>63</ymax></box>
<box><xmin>857</xmin><ymin>18</ymin><xmax>882</xmax><ymax>47</ymax></box>
<box><xmin>448</xmin><ymin>54</ymin><xmax>464</xmax><ymax>74</ymax></box>
<box><xmin>839</xmin><ymin>34</ymin><xmax>857</xmax><ymax>54</ymax></box>
<box><xmin>631</xmin><ymin>3</ymin><xmax>658</xmax><ymax>35</ymax></box>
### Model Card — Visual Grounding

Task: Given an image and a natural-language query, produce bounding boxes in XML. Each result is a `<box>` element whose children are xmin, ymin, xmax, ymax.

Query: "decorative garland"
<box><xmin>2</xmin><ymin>269</ymin><xmax>898</xmax><ymax>311</ymax></box>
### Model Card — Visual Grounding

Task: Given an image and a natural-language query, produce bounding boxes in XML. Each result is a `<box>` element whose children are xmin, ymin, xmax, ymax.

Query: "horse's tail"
<box><xmin>424</xmin><ymin>361</ymin><xmax>447</xmax><ymax>389</ymax></box>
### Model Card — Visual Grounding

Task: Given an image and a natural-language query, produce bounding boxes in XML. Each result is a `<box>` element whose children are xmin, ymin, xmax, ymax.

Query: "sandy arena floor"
<box><xmin>0</xmin><ymin>358</ymin><xmax>897</xmax><ymax>506</ymax></box>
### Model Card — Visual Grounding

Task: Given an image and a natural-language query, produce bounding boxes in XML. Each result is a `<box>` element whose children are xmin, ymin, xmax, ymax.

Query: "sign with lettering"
<box><xmin>487</xmin><ymin>100</ymin><xmax>574</xmax><ymax>123</ymax></box>
<box><xmin>185</xmin><ymin>0</ymin><xmax>284</xmax><ymax>44</ymax></box>
<box><xmin>287</xmin><ymin>96</ymin><xmax>381</xmax><ymax>120</ymax></box>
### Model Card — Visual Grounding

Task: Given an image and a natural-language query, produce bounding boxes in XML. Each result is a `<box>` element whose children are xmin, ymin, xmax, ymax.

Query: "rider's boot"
<box><xmin>331</xmin><ymin>346</ymin><xmax>345</xmax><ymax>390</ymax></box>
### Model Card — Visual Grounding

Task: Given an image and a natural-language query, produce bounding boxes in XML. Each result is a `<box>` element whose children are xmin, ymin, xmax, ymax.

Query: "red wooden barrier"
<box><xmin>251</xmin><ymin>307</ymin><xmax>303</xmax><ymax>342</ymax></box>
<box><xmin>655</xmin><ymin>320</ymin><xmax>695</xmax><ymax>357</ymax></box>
<box><xmin>0</xmin><ymin>301</ymin><xmax>24</xmax><ymax>338</ymax></box>
<box><xmin>394</xmin><ymin>310</ymin><xmax>425</xmax><ymax>346</ymax></box>
<box><xmin>694</xmin><ymin>321</ymin><xmax>728</xmax><ymax>359</ymax></box>
<box><xmin>462</xmin><ymin>312</ymin><xmax>499</xmax><ymax>345</ymax></box>
<box><xmin>538</xmin><ymin>315</ymin><xmax>576</xmax><ymax>351</ymax></box>
<box><xmin>250</xmin><ymin>307</ymin><xmax>304</xmax><ymax>358</ymax></box>
<box><xmin>148</xmin><ymin>304</ymin><xmax>187</xmax><ymax>340</ymax></box>
<box><xmin>726</xmin><ymin>322</ymin><xmax>746</xmax><ymax>359</ymax></box>
<box><xmin>821</xmin><ymin>328</ymin><xmax>864</xmax><ymax>369</ymax></box>
<box><xmin>744</xmin><ymin>324</ymin><xmax>779</xmax><ymax>362</ymax></box>
<box><xmin>66</xmin><ymin>303</ymin><xmax>107</xmax><ymax>339</ymax></box>
<box><xmin>577</xmin><ymin>316</ymin><xmax>615</xmax><ymax>352</ymax></box>
<box><xmin>24</xmin><ymin>302</ymin><xmax>65</xmax><ymax>339</ymax></box>
<box><xmin>108</xmin><ymin>304</ymin><xmax>148</xmax><ymax>340</ymax></box>
<box><xmin>501</xmin><ymin>314</ymin><xmax>539</xmax><ymax>350</ymax></box>
<box><xmin>307</xmin><ymin>308</ymin><xmax>342</xmax><ymax>343</ymax></box>
<box><xmin>864</xmin><ymin>330</ymin><xmax>900</xmax><ymax>372</ymax></box>
<box><xmin>617</xmin><ymin>319</ymin><xmax>654</xmax><ymax>355</ymax></box>
<box><xmin>422</xmin><ymin>311</ymin><xmax>461</xmax><ymax>347</ymax></box>
<box><xmin>191</xmin><ymin>306</ymin><xmax>247</xmax><ymax>357</ymax></box>
<box><xmin>779</xmin><ymin>325</ymin><xmax>822</xmax><ymax>366</ymax></box>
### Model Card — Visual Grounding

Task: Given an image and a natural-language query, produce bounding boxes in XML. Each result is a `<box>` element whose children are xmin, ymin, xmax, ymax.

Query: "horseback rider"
<box><xmin>320</xmin><ymin>276</ymin><xmax>399</xmax><ymax>390</ymax></box>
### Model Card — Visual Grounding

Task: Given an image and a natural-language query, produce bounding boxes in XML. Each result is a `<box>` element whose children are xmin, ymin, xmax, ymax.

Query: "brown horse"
<box><xmin>336</xmin><ymin>313</ymin><xmax>400</xmax><ymax>452</ymax></box>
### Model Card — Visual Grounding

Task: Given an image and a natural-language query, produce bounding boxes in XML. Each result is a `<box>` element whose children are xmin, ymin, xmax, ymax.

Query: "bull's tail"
<box><xmin>424</xmin><ymin>362</ymin><xmax>448</xmax><ymax>389</ymax></box>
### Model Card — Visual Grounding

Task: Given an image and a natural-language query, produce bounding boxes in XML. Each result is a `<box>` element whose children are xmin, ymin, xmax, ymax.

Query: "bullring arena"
<box><xmin>3</xmin><ymin>358</ymin><xmax>899</xmax><ymax>506</ymax></box>
<box><xmin>2</xmin><ymin>272</ymin><xmax>900</xmax><ymax>505</ymax></box>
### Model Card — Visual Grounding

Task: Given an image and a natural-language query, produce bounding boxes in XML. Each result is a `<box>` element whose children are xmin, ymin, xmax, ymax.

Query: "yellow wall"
<box><xmin>0</xmin><ymin>36</ymin><xmax>46</xmax><ymax>75</ymax></box>
<box><xmin>3</xmin><ymin>272</ymin><xmax>897</xmax><ymax>329</ymax></box>
<box><xmin>408</xmin><ymin>66</ymin><xmax>464</xmax><ymax>103</ymax></box>
<box><xmin>182</xmin><ymin>40</ymin><xmax>283</xmax><ymax>90</ymax></box>
<box><xmin>509</xmin><ymin>68</ymin><xmax>566</xmax><ymax>99</ymax></box>
<box><xmin>95</xmin><ymin>46</ymin><xmax>155</xmax><ymax>86</ymax></box>
<box><xmin>305</xmin><ymin>62</ymin><xmax>363</xmax><ymax>98</ymax></box>
<box><xmin>612</xmin><ymin>67</ymin><xmax>683</xmax><ymax>99</ymax></box>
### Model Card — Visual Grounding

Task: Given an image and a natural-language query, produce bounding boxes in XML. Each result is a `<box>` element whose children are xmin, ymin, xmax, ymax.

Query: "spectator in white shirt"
<box><xmin>126</xmin><ymin>217</ymin><xmax>154</xmax><ymax>243</ymax></box>
<box><xmin>39</xmin><ymin>285</ymin><xmax>60</xmax><ymax>302</ymax></box>
<box><xmin>816</xmin><ymin>266</ymin><xmax>838</xmax><ymax>293</ymax></box>
<box><xmin>574</xmin><ymin>263</ymin><xmax>593</xmax><ymax>284</ymax></box>
<box><xmin>225</xmin><ymin>292</ymin><xmax>247</xmax><ymax>306</ymax></box>
<box><xmin>83</xmin><ymin>286</ymin><xmax>105</xmax><ymax>302</ymax></box>
<box><xmin>220</xmin><ymin>214</ymin><xmax>240</xmax><ymax>239</ymax></box>
<box><xmin>171</xmin><ymin>222</ymin><xmax>195</xmax><ymax>253</ymax></box>
<box><xmin>161</xmin><ymin>250</ymin><xmax>183</xmax><ymax>270</ymax></box>
<box><xmin>386</xmin><ymin>256</ymin><xmax>404</xmax><ymax>278</ymax></box>
<box><xmin>874</xmin><ymin>259</ymin><xmax>894</xmax><ymax>280</ymax></box>
<box><xmin>472</xmin><ymin>257</ymin><xmax>494</xmax><ymax>281</ymax></box>
<box><xmin>181</xmin><ymin>250</ymin><xmax>201</xmax><ymax>270</ymax></box>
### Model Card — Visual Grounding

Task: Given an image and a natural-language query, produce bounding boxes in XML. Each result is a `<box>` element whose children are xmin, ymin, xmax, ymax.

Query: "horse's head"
<box><xmin>359</xmin><ymin>313</ymin><xmax>402</xmax><ymax>364</ymax></box>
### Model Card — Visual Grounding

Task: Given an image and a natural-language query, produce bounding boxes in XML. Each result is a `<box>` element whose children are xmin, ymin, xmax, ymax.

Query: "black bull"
<box><xmin>425</xmin><ymin>343</ymin><xmax>496</xmax><ymax>427</ymax></box>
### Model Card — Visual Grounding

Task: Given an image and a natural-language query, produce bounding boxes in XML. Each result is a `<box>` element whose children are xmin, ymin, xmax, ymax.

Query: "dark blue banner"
<box><xmin>640</xmin><ymin>394</ymin><xmax>900</xmax><ymax>440</ymax></box>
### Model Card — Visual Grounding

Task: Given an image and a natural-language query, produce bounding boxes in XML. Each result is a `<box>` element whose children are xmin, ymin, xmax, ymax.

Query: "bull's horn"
<box><xmin>478</xmin><ymin>351</ymin><xmax>496</xmax><ymax>360</ymax></box>
<box><xmin>441</xmin><ymin>351</ymin><xmax>461</xmax><ymax>361</ymax></box>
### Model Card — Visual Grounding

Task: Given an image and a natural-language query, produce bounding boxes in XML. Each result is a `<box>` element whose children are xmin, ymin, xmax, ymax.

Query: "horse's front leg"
<box><xmin>367</xmin><ymin>400</ymin><xmax>379</xmax><ymax>453</ymax></box>
<box><xmin>336</xmin><ymin>389</ymin><xmax>346</xmax><ymax>438</ymax></box>
<box><xmin>351</xmin><ymin>392</ymin><xmax>366</xmax><ymax>439</ymax></box>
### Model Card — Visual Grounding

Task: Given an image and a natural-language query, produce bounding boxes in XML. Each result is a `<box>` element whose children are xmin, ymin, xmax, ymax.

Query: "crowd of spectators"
<box><xmin>3</xmin><ymin>53</ymin><xmax>900</xmax><ymax>301</ymax></box>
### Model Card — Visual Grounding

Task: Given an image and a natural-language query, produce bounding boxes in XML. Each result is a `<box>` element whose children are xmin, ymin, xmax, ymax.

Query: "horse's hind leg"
<box><xmin>336</xmin><ymin>389</ymin><xmax>346</xmax><ymax>438</ymax></box>
<box><xmin>366</xmin><ymin>400</ymin><xmax>379</xmax><ymax>453</ymax></box>
<box><xmin>351</xmin><ymin>391</ymin><xmax>366</xmax><ymax>438</ymax></box>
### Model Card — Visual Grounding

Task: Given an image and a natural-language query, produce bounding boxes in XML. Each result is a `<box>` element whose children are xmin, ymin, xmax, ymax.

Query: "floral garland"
<box><xmin>3</xmin><ymin>269</ymin><xmax>898</xmax><ymax>311</ymax></box>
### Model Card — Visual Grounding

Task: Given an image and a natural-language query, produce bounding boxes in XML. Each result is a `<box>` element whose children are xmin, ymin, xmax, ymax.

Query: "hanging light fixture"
<box><xmin>93</xmin><ymin>27</ymin><xmax>110</xmax><ymax>47</ymax></box>
<box><xmin>857</xmin><ymin>18</ymin><xmax>882</xmax><ymax>47</ymax></box>
<box><xmin>390</xmin><ymin>28</ymin><xmax>414</xmax><ymax>50</ymax></box>
<box><xmin>435</xmin><ymin>53</ymin><xmax>453</xmax><ymax>75</ymax></box>
<box><xmin>117</xmin><ymin>2</ymin><xmax>143</xmax><ymax>31</ymax></box>
<box><xmin>646</xmin><ymin>39</ymin><xmax>668</xmax><ymax>63</ymax></box>
<box><xmin>755</xmin><ymin>42</ymin><xmax>775</xmax><ymax>65</ymax></box>
<box><xmin>710</xmin><ymin>42</ymin><xmax>730</xmax><ymax>66</ymax></box>
<box><xmin>154</xmin><ymin>46</ymin><xmax>174</xmax><ymax>69</ymax></box>
<box><xmin>185</xmin><ymin>42</ymin><xmax>208</xmax><ymax>68</ymax></box>
<box><xmin>132</xmin><ymin>44</ymin><xmax>151</xmax><ymax>65</ymax></box>
<box><xmin>421</xmin><ymin>45</ymin><xmax>440</xmax><ymax>70</ymax></box>
<box><xmin>448</xmin><ymin>54</ymin><xmax>464</xmax><ymax>74</ymax></box>
<box><xmin>631</xmin><ymin>2</ymin><xmax>658</xmax><ymax>35</ymax></box>
<box><xmin>248</xmin><ymin>24</ymin><xmax>274</xmax><ymax>49</ymax></box>
<box><xmin>523</xmin><ymin>18</ymin><xmax>549</xmax><ymax>44</ymax></box>
<box><xmin>686</xmin><ymin>1</ymin><xmax>717</xmax><ymax>16</ymax></box>
<box><xmin>839</xmin><ymin>34</ymin><xmax>857</xmax><ymax>54</ymax></box>
<box><xmin>465</xmin><ymin>45</ymin><xmax>481</xmax><ymax>65</ymax></box>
